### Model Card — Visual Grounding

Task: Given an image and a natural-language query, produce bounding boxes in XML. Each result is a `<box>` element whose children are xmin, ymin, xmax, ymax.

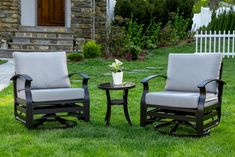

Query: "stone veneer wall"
<box><xmin>0</xmin><ymin>0</ymin><xmax>107</xmax><ymax>41</ymax></box>
<box><xmin>71</xmin><ymin>0</ymin><xmax>107</xmax><ymax>40</ymax></box>
<box><xmin>0</xmin><ymin>0</ymin><xmax>20</xmax><ymax>39</ymax></box>
<box><xmin>95</xmin><ymin>0</ymin><xmax>107</xmax><ymax>40</ymax></box>
<box><xmin>71</xmin><ymin>0</ymin><xmax>93</xmax><ymax>39</ymax></box>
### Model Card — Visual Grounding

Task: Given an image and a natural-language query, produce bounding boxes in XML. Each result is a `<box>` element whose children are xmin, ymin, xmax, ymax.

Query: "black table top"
<box><xmin>98</xmin><ymin>82</ymin><xmax>136</xmax><ymax>90</ymax></box>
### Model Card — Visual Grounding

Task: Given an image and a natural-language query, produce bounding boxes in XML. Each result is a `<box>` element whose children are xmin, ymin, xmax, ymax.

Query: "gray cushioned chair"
<box><xmin>140</xmin><ymin>53</ymin><xmax>226</xmax><ymax>137</ymax></box>
<box><xmin>11</xmin><ymin>52</ymin><xmax>90</xmax><ymax>128</ymax></box>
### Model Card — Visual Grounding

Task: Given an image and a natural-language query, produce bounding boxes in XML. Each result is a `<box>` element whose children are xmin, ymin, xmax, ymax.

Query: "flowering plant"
<box><xmin>109</xmin><ymin>59</ymin><xmax>124</xmax><ymax>73</ymax></box>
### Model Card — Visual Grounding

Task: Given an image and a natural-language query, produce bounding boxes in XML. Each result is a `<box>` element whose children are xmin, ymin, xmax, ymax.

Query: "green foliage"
<box><xmin>123</xmin><ymin>43</ymin><xmax>142</xmax><ymax>60</ymax></box>
<box><xmin>205</xmin><ymin>10</ymin><xmax>235</xmax><ymax>33</ymax></box>
<box><xmin>83</xmin><ymin>41</ymin><xmax>102</xmax><ymax>58</ymax></box>
<box><xmin>125</xmin><ymin>19</ymin><xmax>144</xmax><ymax>46</ymax></box>
<box><xmin>97</xmin><ymin>26</ymin><xmax>127</xmax><ymax>58</ymax></box>
<box><xmin>157</xmin><ymin>12</ymin><xmax>189</xmax><ymax>47</ymax></box>
<box><xmin>67</xmin><ymin>53</ymin><xmax>84</xmax><ymax>62</ymax></box>
<box><xmin>114</xmin><ymin>0</ymin><xmax>194</xmax><ymax>30</ymax></box>
<box><xmin>173</xmin><ymin>12</ymin><xmax>188</xmax><ymax>39</ymax></box>
<box><xmin>223</xmin><ymin>0</ymin><xmax>235</xmax><ymax>4</ymax></box>
<box><xmin>142</xmin><ymin>21</ymin><xmax>161</xmax><ymax>49</ymax></box>
<box><xmin>109</xmin><ymin>59</ymin><xmax>124</xmax><ymax>72</ymax></box>
<box><xmin>193</xmin><ymin>0</ymin><xmax>209</xmax><ymax>13</ymax></box>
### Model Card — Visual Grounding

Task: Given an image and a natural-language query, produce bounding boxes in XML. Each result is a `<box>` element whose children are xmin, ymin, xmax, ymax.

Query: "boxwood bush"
<box><xmin>83</xmin><ymin>41</ymin><xmax>102</xmax><ymax>58</ymax></box>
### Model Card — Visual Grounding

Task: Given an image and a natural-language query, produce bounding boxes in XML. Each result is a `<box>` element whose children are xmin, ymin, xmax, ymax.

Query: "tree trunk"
<box><xmin>209</xmin><ymin>0</ymin><xmax>219</xmax><ymax>10</ymax></box>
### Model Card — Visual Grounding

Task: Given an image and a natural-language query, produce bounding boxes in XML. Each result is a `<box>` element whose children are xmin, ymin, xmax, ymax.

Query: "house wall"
<box><xmin>71</xmin><ymin>0</ymin><xmax>93</xmax><ymax>39</ymax></box>
<box><xmin>95</xmin><ymin>0</ymin><xmax>107</xmax><ymax>40</ymax></box>
<box><xmin>0</xmin><ymin>0</ymin><xmax>21</xmax><ymax>38</ymax></box>
<box><xmin>0</xmin><ymin>0</ymin><xmax>107</xmax><ymax>41</ymax></box>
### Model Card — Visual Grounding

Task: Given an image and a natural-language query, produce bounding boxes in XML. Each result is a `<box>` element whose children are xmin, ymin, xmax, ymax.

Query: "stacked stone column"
<box><xmin>0</xmin><ymin>0</ymin><xmax>20</xmax><ymax>39</ymax></box>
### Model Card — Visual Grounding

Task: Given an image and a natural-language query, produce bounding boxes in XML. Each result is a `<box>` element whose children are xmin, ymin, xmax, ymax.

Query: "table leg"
<box><xmin>105</xmin><ymin>90</ymin><xmax>111</xmax><ymax>127</ymax></box>
<box><xmin>123</xmin><ymin>89</ymin><xmax>132</xmax><ymax>126</ymax></box>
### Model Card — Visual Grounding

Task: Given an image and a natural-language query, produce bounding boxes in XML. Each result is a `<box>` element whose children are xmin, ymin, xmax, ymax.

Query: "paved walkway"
<box><xmin>0</xmin><ymin>58</ymin><xmax>14</xmax><ymax>91</ymax></box>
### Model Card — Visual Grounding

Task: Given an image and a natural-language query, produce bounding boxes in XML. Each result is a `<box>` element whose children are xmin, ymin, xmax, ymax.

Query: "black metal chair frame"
<box><xmin>140</xmin><ymin>64</ymin><xmax>226</xmax><ymax>137</ymax></box>
<box><xmin>11</xmin><ymin>72</ymin><xmax>90</xmax><ymax>129</ymax></box>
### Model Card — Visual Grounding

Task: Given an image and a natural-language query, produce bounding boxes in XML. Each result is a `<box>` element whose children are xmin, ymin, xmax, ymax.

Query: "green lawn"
<box><xmin>0</xmin><ymin>43</ymin><xmax>235</xmax><ymax>157</ymax></box>
<box><xmin>0</xmin><ymin>59</ymin><xmax>7</xmax><ymax>65</ymax></box>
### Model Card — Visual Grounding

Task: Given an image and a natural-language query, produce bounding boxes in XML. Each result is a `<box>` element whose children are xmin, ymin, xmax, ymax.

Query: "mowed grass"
<box><xmin>0</xmin><ymin>43</ymin><xmax>235</xmax><ymax>157</ymax></box>
<box><xmin>0</xmin><ymin>59</ymin><xmax>7</xmax><ymax>65</ymax></box>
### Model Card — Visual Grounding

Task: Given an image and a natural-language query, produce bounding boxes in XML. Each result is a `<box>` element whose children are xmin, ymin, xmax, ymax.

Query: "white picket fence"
<box><xmin>195</xmin><ymin>31</ymin><xmax>235</xmax><ymax>58</ymax></box>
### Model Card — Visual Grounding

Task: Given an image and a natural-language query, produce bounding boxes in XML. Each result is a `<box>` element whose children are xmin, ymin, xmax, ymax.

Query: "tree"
<box><xmin>209</xmin><ymin>0</ymin><xmax>219</xmax><ymax>10</ymax></box>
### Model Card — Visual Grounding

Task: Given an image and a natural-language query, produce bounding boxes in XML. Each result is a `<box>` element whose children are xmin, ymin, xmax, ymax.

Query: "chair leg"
<box><xmin>140</xmin><ymin>102</ymin><xmax>147</xmax><ymax>127</ymax></box>
<box><xmin>196</xmin><ymin>112</ymin><xmax>204</xmax><ymax>136</ymax></box>
<box><xmin>83</xmin><ymin>99</ymin><xmax>90</xmax><ymax>122</ymax></box>
<box><xmin>14</xmin><ymin>102</ymin><xmax>19</xmax><ymax>118</ymax></box>
<box><xmin>26</xmin><ymin>103</ymin><xmax>34</xmax><ymax>128</ymax></box>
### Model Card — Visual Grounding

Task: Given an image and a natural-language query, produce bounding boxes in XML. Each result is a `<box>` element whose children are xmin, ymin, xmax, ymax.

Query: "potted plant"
<box><xmin>109</xmin><ymin>59</ymin><xmax>124</xmax><ymax>85</ymax></box>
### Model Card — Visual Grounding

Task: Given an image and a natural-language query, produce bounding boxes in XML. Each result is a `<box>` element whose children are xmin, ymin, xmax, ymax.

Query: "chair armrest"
<box><xmin>10</xmin><ymin>74</ymin><xmax>33</xmax><ymax>100</ymax></box>
<box><xmin>198</xmin><ymin>79</ymin><xmax>226</xmax><ymax>89</ymax></box>
<box><xmin>69</xmin><ymin>72</ymin><xmax>90</xmax><ymax>89</ymax></box>
<box><xmin>69</xmin><ymin>73</ymin><xmax>90</xmax><ymax>80</ymax></box>
<box><xmin>10</xmin><ymin>74</ymin><xmax>33</xmax><ymax>82</ymax></box>
<box><xmin>197</xmin><ymin>79</ymin><xmax>226</xmax><ymax>112</ymax></box>
<box><xmin>141</xmin><ymin>75</ymin><xmax>167</xmax><ymax>84</ymax></box>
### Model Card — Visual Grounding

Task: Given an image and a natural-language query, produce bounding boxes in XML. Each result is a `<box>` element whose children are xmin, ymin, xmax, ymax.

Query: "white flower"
<box><xmin>109</xmin><ymin>59</ymin><xmax>124</xmax><ymax>73</ymax></box>
<box><xmin>115</xmin><ymin>59</ymin><xmax>123</xmax><ymax>65</ymax></box>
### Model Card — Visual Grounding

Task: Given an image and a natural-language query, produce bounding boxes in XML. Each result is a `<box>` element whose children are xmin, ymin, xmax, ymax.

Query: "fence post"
<box><xmin>209</xmin><ymin>31</ymin><xmax>212</xmax><ymax>53</ymax></box>
<box><xmin>196</xmin><ymin>31</ymin><xmax>198</xmax><ymax>53</ymax></box>
<box><xmin>233</xmin><ymin>31</ymin><xmax>235</xmax><ymax>58</ymax></box>
<box><xmin>214</xmin><ymin>30</ymin><xmax>216</xmax><ymax>54</ymax></box>
<box><xmin>228</xmin><ymin>31</ymin><xmax>230</xmax><ymax>58</ymax></box>
<box><xmin>205</xmin><ymin>31</ymin><xmax>207</xmax><ymax>53</ymax></box>
<box><xmin>223</xmin><ymin>30</ymin><xmax>226</xmax><ymax>57</ymax></box>
<box><xmin>200</xmin><ymin>31</ymin><xmax>203</xmax><ymax>53</ymax></box>
<box><xmin>218</xmin><ymin>31</ymin><xmax>221</xmax><ymax>54</ymax></box>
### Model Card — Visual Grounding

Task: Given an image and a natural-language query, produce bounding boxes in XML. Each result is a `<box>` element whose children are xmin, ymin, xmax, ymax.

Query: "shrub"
<box><xmin>114</xmin><ymin>0</ymin><xmax>194</xmax><ymax>30</ymax></box>
<box><xmin>97</xmin><ymin>26</ymin><xmax>127</xmax><ymax>58</ymax></box>
<box><xmin>173</xmin><ymin>12</ymin><xmax>188</xmax><ymax>39</ymax></box>
<box><xmin>123</xmin><ymin>43</ymin><xmax>142</xmax><ymax>60</ymax></box>
<box><xmin>193</xmin><ymin>0</ymin><xmax>209</xmax><ymax>13</ymax></box>
<box><xmin>67</xmin><ymin>53</ymin><xmax>84</xmax><ymax>62</ymax></box>
<box><xmin>125</xmin><ymin>19</ymin><xmax>144</xmax><ymax>46</ymax></box>
<box><xmin>142</xmin><ymin>21</ymin><xmax>161</xmax><ymax>49</ymax></box>
<box><xmin>83</xmin><ymin>41</ymin><xmax>102</xmax><ymax>58</ymax></box>
<box><xmin>204</xmin><ymin>10</ymin><xmax>235</xmax><ymax>33</ymax></box>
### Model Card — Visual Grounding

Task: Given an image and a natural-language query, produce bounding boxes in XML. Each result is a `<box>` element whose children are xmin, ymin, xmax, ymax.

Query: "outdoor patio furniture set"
<box><xmin>10</xmin><ymin>52</ymin><xmax>226</xmax><ymax>137</ymax></box>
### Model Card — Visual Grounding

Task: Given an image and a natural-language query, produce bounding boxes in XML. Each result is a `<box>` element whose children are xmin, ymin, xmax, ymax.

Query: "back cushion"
<box><xmin>165</xmin><ymin>53</ymin><xmax>222</xmax><ymax>93</ymax></box>
<box><xmin>14</xmin><ymin>52</ymin><xmax>71</xmax><ymax>90</ymax></box>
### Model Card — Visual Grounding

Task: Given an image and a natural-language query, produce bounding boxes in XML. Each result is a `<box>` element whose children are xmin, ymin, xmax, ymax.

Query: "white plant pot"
<box><xmin>112</xmin><ymin>72</ymin><xmax>123</xmax><ymax>85</ymax></box>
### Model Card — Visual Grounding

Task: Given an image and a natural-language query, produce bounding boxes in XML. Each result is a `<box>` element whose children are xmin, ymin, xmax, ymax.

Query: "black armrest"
<box><xmin>69</xmin><ymin>72</ymin><xmax>90</xmax><ymax>89</ymax></box>
<box><xmin>198</xmin><ymin>79</ymin><xmax>226</xmax><ymax>89</ymax></box>
<box><xmin>197</xmin><ymin>79</ymin><xmax>226</xmax><ymax>111</ymax></box>
<box><xmin>141</xmin><ymin>75</ymin><xmax>167</xmax><ymax>83</ymax></box>
<box><xmin>10</xmin><ymin>74</ymin><xmax>33</xmax><ymax>82</ymax></box>
<box><xmin>69</xmin><ymin>73</ymin><xmax>90</xmax><ymax>80</ymax></box>
<box><xmin>11</xmin><ymin>74</ymin><xmax>33</xmax><ymax>100</ymax></box>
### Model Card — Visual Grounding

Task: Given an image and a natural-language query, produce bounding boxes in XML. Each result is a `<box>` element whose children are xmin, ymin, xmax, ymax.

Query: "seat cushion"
<box><xmin>165</xmin><ymin>53</ymin><xmax>222</xmax><ymax>93</ymax></box>
<box><xmin>14</xmin><ymin>52</ymin><xmax>71</xmax><ymax>90</ymax></box>
<box><xmin>146</xmin><ymin>91</ymin><xmax>218</xmax><ymax>108</ymax></box>
<box><xmin>18</xmin><ymin>88</ymin><xmax>84</xmax><ymax>102</ymax></box>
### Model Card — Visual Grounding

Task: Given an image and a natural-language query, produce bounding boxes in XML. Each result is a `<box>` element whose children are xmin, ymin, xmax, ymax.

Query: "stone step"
<box><xmin>12</xmin><ymin>37</ymin><xmax>74</xmax><ymax>45</ymax></box>
<box><xmin>15</xmin><ymin>31</ymin><xmax>73</xmax><ymax>39</ymax></box>
<box><xmin>19</xmin><ymin>26</ymin><xmax>71</xmax><ymax>32</ymax></box>
<box><xmin>9</xmin><ymin>43</ymin><xmax>73</xmax><ymax>51</ymax></box>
